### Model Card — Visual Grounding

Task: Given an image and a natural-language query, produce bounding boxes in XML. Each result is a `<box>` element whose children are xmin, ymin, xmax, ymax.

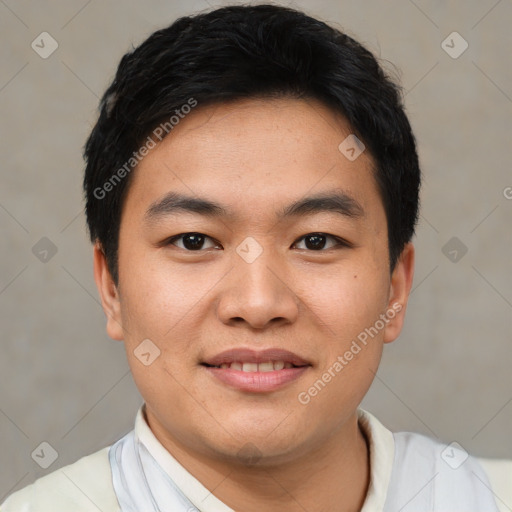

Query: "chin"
<box><xmin>208</xmin><ymin>436</ymin><xmax>304</xmax><ymax>469</ymax></box>
<box><xmin>201</xmin><ymin>416</ymin><xmax>309</xmax><ymax>465</ymax></box>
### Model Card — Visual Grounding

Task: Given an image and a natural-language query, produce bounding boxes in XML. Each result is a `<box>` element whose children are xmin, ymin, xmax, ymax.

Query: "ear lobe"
<box><xmin>383</xmin><ymin>243</ymin><xmax>415</xmax><ymax>344</ymax></box>
<box><xmin>93</xmin><ymin>243</ymin><xmax>124</xmax><ymax>341</ymax></box>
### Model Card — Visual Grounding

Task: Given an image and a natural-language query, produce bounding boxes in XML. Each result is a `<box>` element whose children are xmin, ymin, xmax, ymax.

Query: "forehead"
<box><xmin>121</xmin><ymin>97</ymin><xmax>384</xmax><ymax>227</ymax></box>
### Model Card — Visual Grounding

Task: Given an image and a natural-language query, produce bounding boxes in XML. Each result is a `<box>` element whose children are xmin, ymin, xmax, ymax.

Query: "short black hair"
<box><xmin>83</xmin><ymin>3</ymin><xmax>421</xmax><ymax>285</ymax></box>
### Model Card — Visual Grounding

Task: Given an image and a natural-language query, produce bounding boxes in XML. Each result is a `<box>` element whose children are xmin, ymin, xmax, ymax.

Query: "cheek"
<box><xmin>294</xmin><ymin>261</ymin><xmax>388</xmax><ymax>404</ymax></box>
<box><xmin>296</xmin><ymin>271</ymin><xmax>387</xmax><ymax>425</ymax></box>
<box><xmin>302</xmin><ymin>262</ymin><xmax>390</xmax><ymax>337</ymax></box>
<box><xmin>118</xmin><ymin>252</ymin><xmax>202</xmax><ymax>342</ymax></box>
<box><xmin>117</xmin><ymin>254</ymin><xmax>223</xmax><ymax>392</ymax></box>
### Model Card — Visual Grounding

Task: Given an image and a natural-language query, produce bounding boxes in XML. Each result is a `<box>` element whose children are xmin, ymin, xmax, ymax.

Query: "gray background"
<box><xmin>1</xmin><ymin>0</ymin><xmax>511</xmax><ymax>498</ymax></box>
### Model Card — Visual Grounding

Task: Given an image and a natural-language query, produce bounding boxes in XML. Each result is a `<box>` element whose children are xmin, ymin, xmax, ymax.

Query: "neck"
<box><xmin>145</xmin><ymin>408</ymin><xmax>370</xmax><ymax>512</ymax></box>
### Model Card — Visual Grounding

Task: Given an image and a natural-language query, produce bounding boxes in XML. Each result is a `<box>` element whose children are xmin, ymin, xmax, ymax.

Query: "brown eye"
<box><xmin>167</xmin><ymin>233</ymin><xmax>219</xmax><ymax>251</ymax></box>
<box><xmin>293</xmin><ymin>233</ymin><xmax>349</xmax><ymax>251</ymax></box>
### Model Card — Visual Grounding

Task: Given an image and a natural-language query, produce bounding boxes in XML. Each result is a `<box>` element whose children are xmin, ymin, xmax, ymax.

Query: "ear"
<box><xmin>383</xmin><ymin>243</ymin><xmax>415</xmax><ymax>344</ymax></box>
<box><xmin>93</xmin><ymin>243</ymin><xmax>124</xmax><ymax>341</ymax></box>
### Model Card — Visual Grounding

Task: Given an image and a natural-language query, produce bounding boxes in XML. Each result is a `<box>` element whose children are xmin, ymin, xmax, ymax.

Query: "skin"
<box><xmin>94</xmin><ymin>97</ymin><xmax>415</xmax><ymax>512</ymax></box>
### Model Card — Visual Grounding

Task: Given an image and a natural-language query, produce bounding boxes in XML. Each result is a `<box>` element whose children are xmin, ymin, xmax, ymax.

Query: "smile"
<box><xmin>204</xmin><ymin>361</ymin><xmax>301</xmax><ymax>371</ymax></box>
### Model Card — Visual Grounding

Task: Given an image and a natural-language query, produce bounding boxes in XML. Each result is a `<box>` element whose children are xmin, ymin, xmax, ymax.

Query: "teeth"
<box><xmin>258</xmin><ymin>361</ymin><xmax>274</xmax><ymax>373</ymax></box>
<box><xmin>242</xmin><ymin>362</ymin><xmax>258</xmax><ymax>372</ymax></box>
<box><xmin>215</xmin><ymin>360</ymin><xmax>295</xmax><ymax>371</ymax></box>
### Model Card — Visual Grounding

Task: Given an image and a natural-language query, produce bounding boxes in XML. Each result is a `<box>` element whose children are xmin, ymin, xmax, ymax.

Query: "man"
<box><xmin>2</xmin><ymin>4</ymin><xmax>511</xmax><ymax>511</ymax></box>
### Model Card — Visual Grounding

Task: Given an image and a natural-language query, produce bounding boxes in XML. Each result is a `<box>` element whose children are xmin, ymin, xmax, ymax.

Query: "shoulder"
<box><xmin>1</xmin><ymin>446</ymin><xmax>120</xmax><ymax>512</ymax></box>
<box><xmin>358</xmin><ymin>410</ymin><xmax>512</xmax><ymax>511</ymax></box>
<box><xmin>476</xmin><ymin>456</ymin><xmax>512</xmax><ymax>512</ymax></box>
<box><xmin>395</xmin><ymin>431</ymin><xmax>512</xmax><ymax>511</ymax></box>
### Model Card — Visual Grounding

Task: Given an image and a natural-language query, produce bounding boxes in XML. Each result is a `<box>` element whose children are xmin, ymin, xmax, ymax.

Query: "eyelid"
<box><xmin>166</xmin><ymin>232</ymin><xmax>220</xmax><ymax>250</ymax></box>
<box><xmin>292</xmin><ymin>233</ymin><xmax>352</xmax><ymax>250</ymax></box>
<box><xmin>165</xmin><ymin>232</ymin><xmax>352</xmax><ymax>251</ymax></box>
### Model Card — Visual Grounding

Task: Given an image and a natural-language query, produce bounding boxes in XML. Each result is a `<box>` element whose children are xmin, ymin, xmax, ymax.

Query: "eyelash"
<box><xmin>165</xmin><ymin>232</ymin><xmax>351</xmax><ymax>251</ymax></box>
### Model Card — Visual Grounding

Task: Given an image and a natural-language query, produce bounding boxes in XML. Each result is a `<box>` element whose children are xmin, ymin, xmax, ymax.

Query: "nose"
<box><xmin>216</xmin><ymin>248</ymin><xmax>300</xmax><ymax>330</ymax></box>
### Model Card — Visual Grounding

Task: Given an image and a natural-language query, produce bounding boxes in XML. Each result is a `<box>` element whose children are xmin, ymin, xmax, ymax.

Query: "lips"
<box><xmin>201</xmin><ymin>348</ymin><xmax>311</xmax><ymax>393</ymax></box>
<box><xmin>201</xmin><ymin>348</ymin><xmax>311</xmax><ymax>369</ymax></box>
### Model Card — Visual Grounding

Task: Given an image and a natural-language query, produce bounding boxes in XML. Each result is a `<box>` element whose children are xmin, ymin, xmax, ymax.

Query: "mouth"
<box><xmin>201</xmin><ymin>361</ymin><xmax>306</xmax><ymax>371</ymax></box>
<box><xmin>201</xmin><ymin>347</ymin><xmax>311</xmax><ymax>369</ymax></box>
<box><xmin>201</xmin><ymin>348</ymin><xmax>311</xmax><ymax>392</ymax></box>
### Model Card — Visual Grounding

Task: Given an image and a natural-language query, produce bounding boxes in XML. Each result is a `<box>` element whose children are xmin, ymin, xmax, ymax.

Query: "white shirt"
<box><xmin>2</xmin><ymin>405</ymin><xmax>511</xmax><ymax>511</ymax></box>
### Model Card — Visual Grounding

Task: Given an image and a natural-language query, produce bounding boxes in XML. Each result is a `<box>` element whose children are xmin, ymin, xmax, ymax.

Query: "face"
<box><xmin>94</xmin><ymin>97</ymin><xmax>414</xmax><ymax>466</ymax></box>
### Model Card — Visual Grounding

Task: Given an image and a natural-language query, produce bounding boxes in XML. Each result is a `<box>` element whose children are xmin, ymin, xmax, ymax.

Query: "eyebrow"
<box><xmin>144</xmin><ymin>190</ymin><xmax>364</xmax><ymax>224</ymax></box>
